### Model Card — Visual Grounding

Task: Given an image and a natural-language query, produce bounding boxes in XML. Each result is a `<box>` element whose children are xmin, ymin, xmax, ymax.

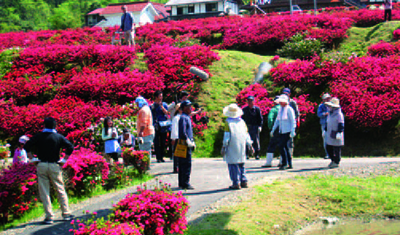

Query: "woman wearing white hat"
<box><xmin>222</xmin><ymin>104</ymin><xmax>253</xmax><ymax>190</ymax></box>
<box><xmin>324</xmin><ymin>97</ymin><xmax>344</xmax><ymax>168</ymax></box>
<box><xmin>270</xmin><ymin>94</ymin><xmax>296</xmax><ymax>170</ymax></box>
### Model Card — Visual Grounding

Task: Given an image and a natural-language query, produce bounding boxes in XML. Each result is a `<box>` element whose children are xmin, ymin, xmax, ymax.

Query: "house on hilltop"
<box><xmin>165</xmin><ymin>0</ymin><xmax>240</xmax><ymax>20</ymax></box>
<box><xmin>86</xmin><ymin>1</ymin><xmax>169</xmax><ymax>27</ymax></box>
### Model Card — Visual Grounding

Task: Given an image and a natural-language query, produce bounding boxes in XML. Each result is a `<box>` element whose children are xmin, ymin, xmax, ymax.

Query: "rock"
<box><xmin>320</xmin><ymin>217</ymin><xmax>339</xmax><ymax>225</ymax></box>
<box><xmin>254</xmin><ymin>62</ymin><xmax>273</xmax><ymax>84</ymax></box>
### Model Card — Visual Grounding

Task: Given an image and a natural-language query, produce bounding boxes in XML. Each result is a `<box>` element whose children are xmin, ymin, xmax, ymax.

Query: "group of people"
<box><xmin>221</xmin><ymin>88</ymin><xmax>345</xmax><ymax>189</ymax></box>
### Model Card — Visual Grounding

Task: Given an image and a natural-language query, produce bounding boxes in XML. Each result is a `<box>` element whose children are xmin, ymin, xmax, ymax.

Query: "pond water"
<box><xmin>298</xmin><ymin>220</ymin><xmax>400</xmax><ymax>235</ymax></box>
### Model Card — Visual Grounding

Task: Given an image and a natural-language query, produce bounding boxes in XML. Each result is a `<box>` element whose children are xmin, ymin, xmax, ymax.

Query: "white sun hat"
<box><xmin>325</xmin><ymin>97</ymin><xmax>340</xmax><ymax>108</ymax></box>
<box><xmin>223</xmin><ymin>104</ymin><xmax>243</xmax><ymax>118</ymax></box>
<box><xmin>322</xmin><ymin>93</ymin><xmax>331</xmax><ymax>100</ymax></box>
<box><xmin>276</xmin><ymin>94</ymin><xmax>289</xmax><ymax>104</ymax></box>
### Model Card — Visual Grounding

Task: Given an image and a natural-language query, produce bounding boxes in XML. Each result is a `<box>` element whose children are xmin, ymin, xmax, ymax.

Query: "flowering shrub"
<box><xmin>57</xmin><ymin>70</ymin><xmax>164</xmax><ymax>104</ymax></box>
<box><xmin>394</xmin><ymin>29</ymin><xmax>400</xmax><ymax>40</ymax></box>
<box><xmin>122</xmin><ymin>149</ymin><xmax>150</xmax><ymax>175</ymax></box>
<box><xmin>368</xmin><ymin>41</ymin><xmax>400</xmax><ymax>57</ymax></box>
<box><xmin>73</xmin><ymin>221</ymin><xmax>141</xmax><ymax>235</ymax></box>
<box><xmin>0</xmin><ymin>162</ymin><xmax>38</xmax><ymax>222</ymax></box>
<box><xmin>269</xmin><ymin>55</ymin><xmax>400</xmax><ymax>127</ymax></box>
<box><xmin>144</xmin><ymin>44</ymin><xmax>219</xmax><ymax>95</ymax></box>
<box><xmin>0</xmin><ymin>141</ymin><xmax>11</xmax><ymax>160</ymax></box>
<box><xmin>111</xmin><ymin>186</ymin><xmax>189</xmax><ymax>235</ymax></box>
<box><xmin>63</xmin><ymin>148</ymin><xmax>109</xmax><ymax>196</ymax></box>
<box><xmin>191</xmin><ymin>111</ymin><xmax>209</xmax><ymax>136</ymax></box>
<box><xmin>0</xmin><ymin>97</ymin><xmax>125</xmax><ymax>140</ymax></box>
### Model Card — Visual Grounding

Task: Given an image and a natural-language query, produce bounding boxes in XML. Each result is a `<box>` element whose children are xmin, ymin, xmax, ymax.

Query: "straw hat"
<box><xmin>223</xmin><ymin>104</ymin><xmax>243</xmax><ymax>118</ymax></box>
<box><xmin>276</xmin><ymin>94</ymin><xmax>289</xmax><ymax>104</ymax></box>
<box><xmin>325</xmin><ymin>97</ymin><xmax>340</xmax><ymax>108</ymax></box>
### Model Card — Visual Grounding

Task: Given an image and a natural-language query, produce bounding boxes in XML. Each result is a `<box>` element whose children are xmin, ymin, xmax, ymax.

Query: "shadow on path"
<box><xmin>188</xmin><ymin>212</ymin><xmax>238</xmax><ymax>235</ymax></box>
<box><xmin>183</xmin><ymin>188</ymin><xmax>230</xmax><ymax>196</ymax></box>
<box><xmin>30</xmin><ymin>209</ymin><xmax>111</xmax><ymax>235</ymax></box>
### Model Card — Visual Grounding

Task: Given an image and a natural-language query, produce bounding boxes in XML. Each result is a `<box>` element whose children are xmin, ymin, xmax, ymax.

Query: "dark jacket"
<box><xmin>242</xmin><ymin>106</ymin><xmax>263</xmax><ymax>128</ymax></box>
<box><xmin>25</xmin><ymin>132</ymin><xmax>74</xmax><ymax>163</ymax></box>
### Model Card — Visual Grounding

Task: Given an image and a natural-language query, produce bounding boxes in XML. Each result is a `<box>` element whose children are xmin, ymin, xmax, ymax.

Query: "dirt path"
<box><xmin>2</xmin><ymin>157</ymin><xmax>400</xmax><ymax>235</ymax></box>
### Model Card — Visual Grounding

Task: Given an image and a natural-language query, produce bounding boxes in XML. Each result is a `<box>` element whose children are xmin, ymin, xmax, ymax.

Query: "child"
<box><xmin>13</xmin><ymin>135</ymin><xmax>29</xmax><ymax>164</ymax></box>
<box><xmin>102</xmin><ymin>117</ymin><xmax>120</xmax><ymax>162</ymax></box>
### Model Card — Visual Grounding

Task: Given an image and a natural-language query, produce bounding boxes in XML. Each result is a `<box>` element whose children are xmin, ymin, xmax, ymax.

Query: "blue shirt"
<box><xmin>121</xmin><ymin>12</ymin><xmax>133</xmax><ymax>31</ymax></box>
<box><xmin>179</xmin><ymin>113</ymin><xmax>193</xmax><ymax>143</ymax></box>
<box><xmin>151</xmin><ymin>102</ymin><xmax>170</xmax><ymax>132</ymax></box>
<box><xmin>317</xmin><ymin>103</ymin><xmax>329</xmax><ymax>125</ymax></box>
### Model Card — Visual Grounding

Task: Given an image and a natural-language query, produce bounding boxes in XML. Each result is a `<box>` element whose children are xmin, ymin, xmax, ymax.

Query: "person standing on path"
<box><xmin>271</xmin><ymin>95</ymin><xmax>296</xmax><ymax>170</ymax></box>
<box><xmin>102</xmin><ymin>117</ymin><xmax>120</xmax><ymax>163</ymax></box>
<box><xmin>262</xmin><ymin>96</ymin><xmax>280</xmax><ymax>168</ymax></box>
<box><xmin>384</xmin><ymin>0</ymin><xmax>392</xmax><ymax>22</ymax></box>
<box><xmin>317</xmin><ymin>93</ymin><xmax>332</xmax><ymax>159</ymax></box>
<box><xmin>135</xmin><ymin>96</ymin><xmax>155</xmax><ymax>160</ymax></box>
<box><xmin>171</xmin><ymin>103</ymin><xmax>182</xmax><ymax>173</ymax></box>
<box><xmin>222</xmin><ymin>104</ymin><xmax>253</xmax><ymax>190</ymax></box>
<box><xmin>242</xmin><ymin>96</ymin><xmax>263</xmax><ymax>160</ymax></box>
<box><xmin>178</xmin><ymin>100</ymin><xmax>195</xmax><ymax>190</ymax></box>
<box><xmin>324</xmin><ymin>97</ymin><xmax>344</xmax><ymax>169</ymax></box>
<box><xmin>151</xmin><ymin>91</ymin><xmax>170</xmax><ymax>163</ymax></box>
<box><xmin>120</xmin><ymin>5</ymin><xmax>135</xmax><ymax>47</ymax></box>
<box><xmin>282</xmin><ymin>88</ymin><xmax>300</xmax><ymax>160</ymax></box>
<box><xmin>24</xmin><ymin>117</ymin><xmax>74</xmax><ymax>224</ymax></box>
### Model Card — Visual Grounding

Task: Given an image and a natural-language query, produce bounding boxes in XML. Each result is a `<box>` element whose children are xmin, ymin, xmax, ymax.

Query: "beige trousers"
<box><xmin>37</xmin><ymin>162</ymin><xmax>70</xmax><ymax>220</ymax></box>
<box><xmin>123</xmin><ymin>29</ymin><xmax>135</xmax><ymax>47</ymax></box>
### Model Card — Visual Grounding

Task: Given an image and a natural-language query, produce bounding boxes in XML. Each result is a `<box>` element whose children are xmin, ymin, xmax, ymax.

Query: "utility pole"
<box><xmin>290</xmin><ymin>0</ymin><xmax>293</xmax><ymax>15</ymax></box>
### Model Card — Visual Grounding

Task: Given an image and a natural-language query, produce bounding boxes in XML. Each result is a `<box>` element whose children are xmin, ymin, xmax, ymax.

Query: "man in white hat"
<box><xmin>222</xmin><ymin>104</ymin><xmax>253</xmax><ymax>189</ymax></box>
<box><xmin>317</xmin><ymin>93</ymin><xmax>332</xmax><ymax>159</ymax></box>
<box><xmin>324</xmin><ymin>97</ymin><xmax>344</xmax><ymax>168</ymax></box>
<box><xmin>270</xmin><ymin>95</ymin><xmax>296</xmax><ymax>170</ymax></box>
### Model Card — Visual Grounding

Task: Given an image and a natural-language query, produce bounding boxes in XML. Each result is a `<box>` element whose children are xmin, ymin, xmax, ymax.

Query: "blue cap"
<box><xmin>181</xmin><ymin>100</ymin><xmax>192</xmax><ymax>108</ymax></box>
<box><xmin>247</xmin><ymin>96</ymin><xmax>255</xmax><ymax>100</ymax></box>
<box><xmin>283</xmin><ymin>88</ymin><xmax>291</xmax><ymax>94</ymax></box>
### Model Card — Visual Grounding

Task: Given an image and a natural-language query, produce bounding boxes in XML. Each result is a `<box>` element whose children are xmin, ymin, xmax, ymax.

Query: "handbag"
<box><xmin>105</xmin><ymin>139</ymin><xmax>121</xmax><ymax>154</ymax></box>
<box><xmin>174</xmin><ymin>140</ymin><xmax>187</xmax><ymax>158</ymax></box>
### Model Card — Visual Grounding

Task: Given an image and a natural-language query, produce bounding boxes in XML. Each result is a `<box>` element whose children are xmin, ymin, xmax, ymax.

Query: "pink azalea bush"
<box><xmin>394</xmin><ymin>29</ymin><xmax>400</xmax><ymax>40</ymax></box>
<box><xmin>368</xmin><ymin>41</ymin><xmax>400</xmax><ymax>57</ymax></box>
<box><xmin>73</xmin><ymin>221</ymin><xmax>141</xmax><ymax>235</ymax></box>
<box><xmin>269</xmin><ymin>55</ymin><xmax>400</xmax><ymax>127</ymax></box>
<box><xmin>144</xmin><ymin>44</ymin><xmax>219</xmax><ymax>95</ymax></box>
<box><xmin>0</xmin><ymin>162</ymin><xmax>38</xmax><ymax>222</ymax></box>
<box><xmin>122</xmin><ymin>149</ymin><xmax>150</xmax><ymax>175</ymax></box>
<box><xmin>63</xmin><ymin>148</ymin><xmax>109</xmax><ymax>196</ymax></box>
<box><xmin>111</xmin><ymin>187</ymin><xmax>189</xmax><ymax>235</ymax></box>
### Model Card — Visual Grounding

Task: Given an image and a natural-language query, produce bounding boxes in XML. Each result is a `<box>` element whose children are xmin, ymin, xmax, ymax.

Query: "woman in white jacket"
<box><xmin>222</xmin><ymin>104</ymin><xmax>253</xmax><ymax>190</ymax></box>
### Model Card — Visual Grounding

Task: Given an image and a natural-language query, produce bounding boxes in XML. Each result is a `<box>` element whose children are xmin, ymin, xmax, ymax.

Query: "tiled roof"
<box><xmin>87</xmin><ymin>8</ymin><xmax>104</xmax><ymax>15</ymax></box>
<box><xmin>153</xmin><ymin>2</ymin><xmax>170</xmax><ymax>17</ymax></box>
<box><xmin>166</xmin><ymin>0</ymin><xmax>222</xmax><ymax>6</ymax></box>
<box><xmin>99</xmin><ymin>1</ymin><xmax>151</xmax><ymax>15</ymax></box>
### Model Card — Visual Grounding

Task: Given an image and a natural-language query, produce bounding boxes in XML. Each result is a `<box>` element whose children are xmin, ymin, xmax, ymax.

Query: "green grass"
<box><xmin>338</xmin><ymin>21</ymin><xmax>400</xmax><ymax>55</ymax></box>
<box><xmin>0</xmin><ymin>172</ymin><xmax>153</xmax><ymax>231</ymax></box>
<box><xmin>186</xmin><ymin>174</ymin><xmax>400</xmax><ymax>235</ymax></box>
<box><xmin>193</xmin><ymin>50</ymin><xmax>275</xmax><ymax>158</ymax></box>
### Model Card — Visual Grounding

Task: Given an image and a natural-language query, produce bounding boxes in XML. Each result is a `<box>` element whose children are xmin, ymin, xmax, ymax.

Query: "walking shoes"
<box><xmin>329</xmin><ymin>162</ymin><xmax>339</xmax><ymax>168</ymax></box>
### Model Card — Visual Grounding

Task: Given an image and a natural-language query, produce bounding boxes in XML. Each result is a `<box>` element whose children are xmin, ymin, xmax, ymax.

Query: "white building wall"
<box><xmin>172</xmin><ymin>6</ymin><xmax>177</xmax><ymax>15</ymax></box>
<box><xmin>97</xmin><ymin>10</ymin><xmax>155</xmax><ymax>28</ymax></box>
<box><xmin>194</xmin><ymin>4</ymin><xmax>200</xmax><ymax>13</ymax></box>
<box><xmin>226</xmin><ymin>1</ymin><xmax>238</xmax><ymax>14</ymax></box>
<box><xmin>218</xmin><ymin>2</ymin><xmax>223</xmax><ymax>11</ymax></box>
<box><xmin>200</xmin><ymin>3</ymin><xmax>206</xmax><ymax>13</ymax></box>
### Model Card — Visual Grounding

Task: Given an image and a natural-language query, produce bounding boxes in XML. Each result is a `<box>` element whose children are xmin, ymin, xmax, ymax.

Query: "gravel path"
<box><xmin>2</xmin><ymin>157</ymin><xmax>400</xmax><ymax>235</ymax></box>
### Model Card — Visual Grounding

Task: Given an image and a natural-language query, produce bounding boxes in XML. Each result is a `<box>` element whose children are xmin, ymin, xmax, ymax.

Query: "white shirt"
<box><xmin>171</xmin><ymin>113</ymin><xmax>181</xmax><ymax>140</ymax></box>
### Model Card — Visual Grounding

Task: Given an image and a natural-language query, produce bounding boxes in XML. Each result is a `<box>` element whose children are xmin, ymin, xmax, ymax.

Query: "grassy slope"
<box><xmin>338</xmin><ymin>21</ymin><xmax>400</xmax><ymax>55</ymax></box>
<box><xmin>186</xmin><ymin>174</ymin><xmax>400</xmax><ymax>235</ymax></box>
<box><xmin>193</xmin><ymin>50</ymin><xmax>274</xmax><ymax>158</ymax></box>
